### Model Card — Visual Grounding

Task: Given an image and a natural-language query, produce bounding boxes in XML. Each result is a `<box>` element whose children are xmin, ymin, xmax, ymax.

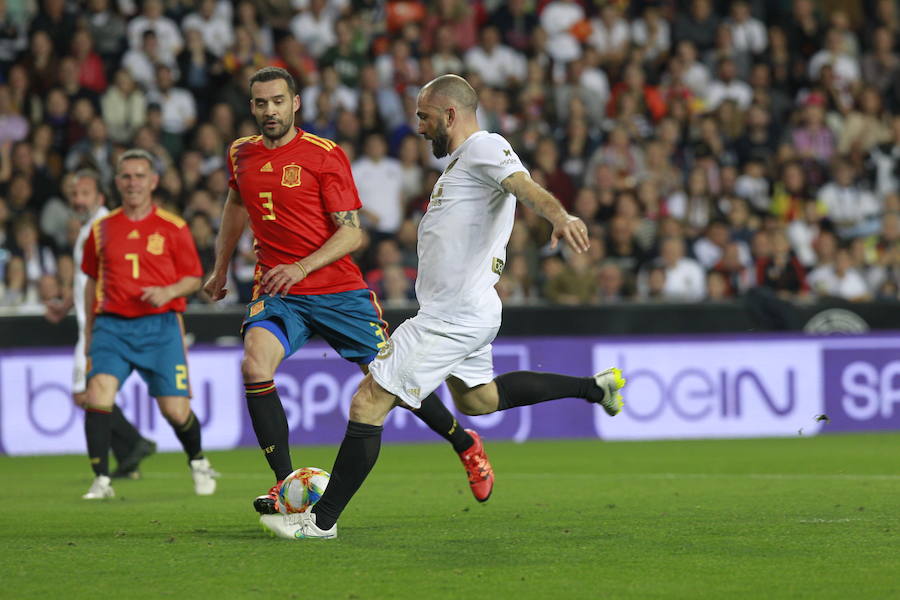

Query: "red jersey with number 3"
<box><xmin>227</xmin><ymin>129</ymin><xmax>365</xmax><ymax>296</ymax></box>
<box><xmin>81</xmin><ymin>207</ymin><xmax>203</xmax><ymax>317</ymax></box>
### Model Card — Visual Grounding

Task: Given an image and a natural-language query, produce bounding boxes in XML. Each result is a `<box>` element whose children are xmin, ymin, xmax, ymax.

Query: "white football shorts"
<box><xmin>368</xmin><ymin>313</ymin><xmax>500</xmax><ymax>408</ymax></box>
<box><xmin>73</xmin><ymin>332</ymin><xmax>87</xmax><ymax>394</ymax></box>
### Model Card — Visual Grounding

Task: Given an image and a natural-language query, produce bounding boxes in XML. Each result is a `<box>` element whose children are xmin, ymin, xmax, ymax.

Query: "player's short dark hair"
<box><xmin>74</xmin><ymin>168</ymin><xmax>106</xmax><ymax>197</ymax></box>
<box><xmin>249</xmin><ymin>67</ymin><xmax>297</xmax><ymax>97</ymax></box>
<box><xmin>117</xmin><ymin>148</ymin><xmax>157</xmax><ymax>173</ymax></box>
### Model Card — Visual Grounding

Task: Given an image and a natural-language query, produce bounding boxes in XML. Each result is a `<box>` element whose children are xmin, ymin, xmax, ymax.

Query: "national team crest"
<box><xmin>147</xmin><ymin>232</ymin><xmax>165</xmax><ymax>255</ymax></box>
<box><xmin>281</xmin><ymin>164</ymin><xmax>302</xmax><ymax>187</ymax></box>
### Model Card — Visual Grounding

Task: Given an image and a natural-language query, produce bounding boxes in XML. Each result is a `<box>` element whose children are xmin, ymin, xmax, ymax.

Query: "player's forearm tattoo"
<box><xmin>331</xmin><ymin>210</ymin><xmax>360</xmax><ymax>228</ymax></box>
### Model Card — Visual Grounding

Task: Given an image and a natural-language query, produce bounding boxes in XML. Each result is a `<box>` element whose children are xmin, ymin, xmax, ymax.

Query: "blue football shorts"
<box><xmin>241</xmin><ymin>289</ymin><xmax>389</xmax><ymax>363</ymax></box>
<box><xmin>88</xmin><ymin>312</ymin><xmax>191</xmax><ymax>397</ymax></box>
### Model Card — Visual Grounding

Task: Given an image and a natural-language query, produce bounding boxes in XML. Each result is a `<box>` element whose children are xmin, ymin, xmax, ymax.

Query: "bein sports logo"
<box><xmin>593</xmin><ymin>342</ymin><xmax>822</xmax><ymax>440</ymax></box>
<box><xmin>623</xmin><ymin>362</ymin><xmax>796</xmax><ymax>422</ymax></box>
<box><xmin>824</xmin><ymin>348</ymin><xmax>900</xmax><ymax>427</ymax></box>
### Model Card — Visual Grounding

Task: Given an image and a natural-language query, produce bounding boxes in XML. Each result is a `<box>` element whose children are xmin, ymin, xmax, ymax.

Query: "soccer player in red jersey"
<box><xmin>80</xmin><ymin>149</ymin><xmax>218</xmax><ymax>499</ymax></box>
<box><xmin>203</xmin><ymin>67</ymin><xmax>493</xmax><ymax>514</ymax></box>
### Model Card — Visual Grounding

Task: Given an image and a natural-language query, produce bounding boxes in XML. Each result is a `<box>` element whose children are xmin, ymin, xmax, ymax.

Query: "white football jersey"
<box><xmin>74</xmin><ymin>206</ymin><xmax>109</xmax><ymax>333</ymax></box>
<box><xmin>416</xmin><ymin>131</ymin><xmax>527</xmax><ymax>327</ymax></box>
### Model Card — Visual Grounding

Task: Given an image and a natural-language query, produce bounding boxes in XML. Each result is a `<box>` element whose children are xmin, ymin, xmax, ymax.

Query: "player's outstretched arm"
<box><xmin>260</xmin><ymin>210</ymin><xmax>364</xmax><ymax>296</ymax></box>
<box><xmin>204</xmin><ymin>188</ymin><xmax>248</xmax><ymax>300</ymax></box>
<box><xmin>501</xmin><ymin>171</ymin><xmax>590</xmax><ymax>254</ymax></box>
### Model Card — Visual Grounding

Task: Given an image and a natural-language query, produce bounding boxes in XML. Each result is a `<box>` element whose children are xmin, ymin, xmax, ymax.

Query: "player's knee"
<box><xmin>160</xmin><ymin>401</ymin><xmax>189</xmax><ymax>424</ymax></box>
<box><xmin>241</xmin><ymin>353</ymin><xmax>273</xmax><ymax>382</ymax></box>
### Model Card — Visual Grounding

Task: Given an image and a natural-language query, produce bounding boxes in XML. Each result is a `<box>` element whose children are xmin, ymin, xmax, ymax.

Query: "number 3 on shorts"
<box><xmin>369</xmin><ymin>322</ymin><xmax>387</xmax><ymax>350</ymax></box>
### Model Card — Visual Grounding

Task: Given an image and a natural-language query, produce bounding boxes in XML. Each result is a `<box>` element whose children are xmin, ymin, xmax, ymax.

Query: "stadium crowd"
<box><xmin>0</xmin><ymin>0</ymin><xmax>898</xmax><ymax>314</ymax></box>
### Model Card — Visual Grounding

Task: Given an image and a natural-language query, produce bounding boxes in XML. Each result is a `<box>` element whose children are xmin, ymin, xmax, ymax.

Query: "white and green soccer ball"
<box><xmin>278</xmin><ymin>467</ymin><xmax>330</xmax><ymax>514</ymax></box>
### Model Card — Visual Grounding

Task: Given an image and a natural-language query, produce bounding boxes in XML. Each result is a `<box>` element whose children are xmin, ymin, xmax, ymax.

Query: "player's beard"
<box><xmin>259</xmin><ymin>115</ymin><xmax>293</xmax><ymax>141</ymax></box>
<box><xmin>429</xmin><ymin>122</ymin><xmax>450</xmax><ymax>158</ymax></box>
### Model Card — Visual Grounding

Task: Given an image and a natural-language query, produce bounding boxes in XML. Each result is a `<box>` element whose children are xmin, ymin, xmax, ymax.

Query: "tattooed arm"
<box><xmin>261</xmin><ymin>209</ymin><xmax>365</xmax><ymax>295</ymax></box>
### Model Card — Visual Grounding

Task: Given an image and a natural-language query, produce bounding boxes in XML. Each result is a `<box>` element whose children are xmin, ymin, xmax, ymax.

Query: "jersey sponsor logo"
<box><xmin>249</xmin><ymin>300</ymin><xmax>265</xmax><ymax>317</ymax></box>
<box><xmin>260</xmin><ymin>161</ymin><xmax>273</xmax><ymax>172</ymax></box>
<box><xmin>503</xmin><ymin>149</ymin><xmax>511</xmax><ymax>156</ymax></box>
<box><xmin>492</xmin><ymin>257</ymin><xmax>505</xmax><ymax>276</ymax></box>
<box><xmin>405</xmin><ymin>387</ymin><xmax>421</xmax><ymax>399</ymax></box>
<box><xmin>146</xmin><ymin>232</ymin><xmax>165</xmax><ymax>256</ymax></box>
<box><xmin>375</xmin><ymin>339</ymin><xmax>394</xmax><ymax>360</ymax></box>
<box><xmin>127</xmin><ymin>229</ymin><xmax>140</xmax><ymax>239</ymax></box>
<box><xmin>281</xmin><ymin>164</ymin><xmax>302</xmax><ymax>188</ymax></box>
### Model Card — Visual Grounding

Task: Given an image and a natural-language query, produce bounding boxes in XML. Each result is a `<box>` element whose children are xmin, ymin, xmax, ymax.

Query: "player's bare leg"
<box><xmin>82</xmin><ymin>374</ymin><xmax>119</xmax><ymax>499</ymax></box>
<box><xmin>158</xmin><ymin>395</ymin><xmax>217</xmax><ymax>495</ymax></box>
<box><xmin>242</xmin><ymin>325</ymin><xmax>290</xmax><ymax>513</ymax></box>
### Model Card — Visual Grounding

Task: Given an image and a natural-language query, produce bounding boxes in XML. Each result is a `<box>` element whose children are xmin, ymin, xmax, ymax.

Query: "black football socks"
<box><xmin>414</xmin><ymin>392</ymin><xmax>474</xmax><ymax>453</ymax></box>
<box><xmin>495</xmin><ymin>371</ymin><xmax>604</xmax><ymax>410</ymax></box>
<box><xmin>110</xmin><ymin>404</ymin><xmax>143</xmax><ymax>463</ymax></box>
<box><xmin>170</xmin><ymin>410</ymin><xmax>203</xmax><ymax>462</ymax></box>
<box><xmin>84</xmin><ymin>407</ymin><xmax>112</xmax><ymax>476</ymax></box>
<box><xmin>245</xmin><ymin>380</ymin><xmax>293</xmax><ymax>481</ymax></box>
<box><xmin>312</xmin><ymin>421</ymin><xmax>383</xmax><ymax>530</ymax></box>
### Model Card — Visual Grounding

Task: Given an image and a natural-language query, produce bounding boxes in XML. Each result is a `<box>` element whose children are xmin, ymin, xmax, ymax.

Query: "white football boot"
<box><xmin>260</xmin><ymin>508</ymin><xmax>337</xmax><ymax>540</ymax></box>
<box><xmin>82</xmin><ymin>475</ymin><xmax>115</xmax><ymax>499</ymax></box>
<box><xmin>593</xmin><ymin>367</ymin><xmax>626</xmax><ymax>416</ymax></box>
<box><xmin>190</xmin><ymin>458</ymin><xmax>219</xmax><ymax>495</ymax></box>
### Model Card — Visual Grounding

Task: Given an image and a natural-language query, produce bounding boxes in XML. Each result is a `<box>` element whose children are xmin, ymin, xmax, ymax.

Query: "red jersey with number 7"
<box><xmin>227</xmin><ymin>129</ymin><xmax>366</xmax><ymax>297</ymax></box>
<box><xmin>81</xmin><ymin>207</ymin><xmax>203</xmax><ymax>317</ymax></box>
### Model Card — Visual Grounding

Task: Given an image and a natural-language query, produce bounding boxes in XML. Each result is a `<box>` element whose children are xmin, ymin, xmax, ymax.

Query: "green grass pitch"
<box><xmin>2</xmin><ymin>433</ymin><xmax>899</xmax><ymax>599</ymax></box>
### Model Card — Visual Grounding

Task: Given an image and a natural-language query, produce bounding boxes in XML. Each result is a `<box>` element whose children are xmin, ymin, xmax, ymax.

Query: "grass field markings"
<box><xmin>797</xmin><ymin>518</ymin><xmax>863</xmax><ymax>523</ymax></box>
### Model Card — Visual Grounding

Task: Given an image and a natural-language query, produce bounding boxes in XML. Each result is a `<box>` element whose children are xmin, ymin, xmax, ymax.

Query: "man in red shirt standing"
<box><xmin>203</xmin><ymin>67</ymin><xmax>493</xmax><ymax>515</ymax></box>
<box><xmin>80</xmin><ymin>149</ymin><xmax>218</xmax><ymax>499</ymax></box>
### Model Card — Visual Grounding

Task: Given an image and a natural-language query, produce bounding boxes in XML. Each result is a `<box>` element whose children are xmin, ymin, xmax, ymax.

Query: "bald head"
<box><xmin>420</xmin><ymin>74</ymin><xmax>478</xmax><ymax>113</ymax></box>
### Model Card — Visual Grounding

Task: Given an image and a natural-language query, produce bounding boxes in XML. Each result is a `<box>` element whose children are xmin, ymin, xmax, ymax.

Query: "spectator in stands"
<box><xmin>655</xmin><ymin>235</ymin><xmax>706</xmax><ymax>301</ymax></box>
<box><xmin>817</xmin><ymin>158</ymin><xmax>881</xmax><ymax>239</ymax></box>
<box><xmin>631</xmin><ymin>3</ymin><xmax>670</xmax><ymax>69</ymax></box>
<box><xmin>674</xmin><ymin>0</ymin><xmax>719</xmax><ymax>53</ymax></box>
<box><xmin>838</xmin><ymin>86</ymin><xmax>891</xmax><ymax>156</ymax></box>
<box><xmin>70</xmin><ymin>29</ymin><xmax>107</xmax><ymax>95</ymax></box>
<box><xmin>21</xmin><ymin>29</ymin><xmax>58</xmax><ymax>95</ymax></box>
<box><xmin>545</xmin><ymin>247</ymin><xmax>597</xmax><ymax>305</ymax></box>
<box><xmin>869</xmin><ymin>115</ymin><xmax>900</xmax><ymax>198</ymax></box>
<box><xmin>123</xmin><ymin>29</ymin><xmax>173</xmax><ymax>92</ymax></box>
<box><xmin>0</xmin><ymin>84</ymin><xmax>27</xmax><ymax>147</ymax></box>
<box><xmin>179</xmin><ymin>28</ymin><xmax>227</xmax><ymax>112</ymax></box>
<box><xmin>706</xmin><ymin>57</ymin><xmax>753</xmax><ymax>111</ymax></box>
<box><xmin>727</xmin><ymin>0</ymin><xmax>767</xmax><ymax>57</ymax></box>
<box><xmin>290</xmin><ymin>0</ymin><xmax>337</xmax><ymax>59</ymax></box>
<box><xmin>712</xmin><ymin>241</ymin><xmax>753</xmax><ymax>297</ymax></box>
<box><xmin>0</xmin><ymin>0</ymin><xmax>25</xmax><ymax>74</ymax></box>
<box><xmin>30</xmin><ymin>0</ymin><xmax>78</xmax><ymax>58</ymax></box>
<box><xmin>861</xmin><ymin>26</ymin><xmax>899</xmax><ymax>97</ymax></box>
<box><xmin>596</xmin><ymin>260</ymin><xmax>627</xmax><ymax>303</ymax></box>
<box><xmin>754</xmin><ymin>229</ymin><xmax>808</xmax><ymax>299</ymax></box>
<box><xmin>84</xmin><ymin>0</ymin><xmax>127</xmax><ymax>66</ymax></box>
<box><xmin>809</xmin><ymin>28</ymin><xmax>861</xmax><ymax>93</ymax></box>
<box><xmin>64</xmin><ymin>116</ymin><xmax>114</xmax><ymax>185</ymax></box>
<box><xmin>148</xmin><ymin>64</ymin><xmax>196</xmax><ymax>160</ymax></box>
<box><xmin>540</xmin><ymin>0</ymin><xmax>584</xmax><ymax>65</ymax></box>
<box><xmin>353</xmin><ymin>132</ymin><xmax>404</xmax><ymax>237</ymax></box>
<box><xmin>182</xmin><ymin>0</ymin><xmax>233</xmax><ymax>58</ymax></box>
<box><xmin>126</xmin><ymin>0</ymin><xmax>182</xmax><ymax>58</ymax></box>
<box><xmin>465</xmin><ymin>25</ymin><xmax>527</xmax><ymax>89</ymax></box>
<box><xmin>790</xmin><ymin>93</ymin><xmax>836</xmax><ymax>168</ymax></box>
<box><xmin>588</xmin><ymin>2</ymin><xmax>629</xmax><ymax>69</ymax></box>
<box><xmin>807</xmin><ymin>245</ymin><xmax>871</xmax><ymax>301</ymax></box>
<box><xmin>489</xmin><ymin>0</ymin><xmax>537</xmax><ymax>54</ymax></box>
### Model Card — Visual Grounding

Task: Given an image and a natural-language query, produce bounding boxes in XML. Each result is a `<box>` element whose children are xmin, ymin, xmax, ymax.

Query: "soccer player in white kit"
<box><xmin>45</xmin><ymin>170</ymin><xmax>156</xmax><ymax>490</ymax></box>
<box><xmin>260</xmin><ymin>75</ymin><xmax>626</xmax><ymax>539</ymax></box>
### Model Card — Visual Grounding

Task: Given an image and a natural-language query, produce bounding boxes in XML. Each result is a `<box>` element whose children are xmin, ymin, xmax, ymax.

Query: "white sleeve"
<box><xmin>467</xmin><ymin>135</ymin><xmax>528</xmax><ymax>189</ymax></box>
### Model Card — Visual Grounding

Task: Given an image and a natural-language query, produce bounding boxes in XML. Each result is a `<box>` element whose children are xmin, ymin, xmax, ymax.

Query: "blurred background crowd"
<box><xmin>0</xmin><ymin>0</ymin><xmax>899</xmax><ymax>315</ymax></box>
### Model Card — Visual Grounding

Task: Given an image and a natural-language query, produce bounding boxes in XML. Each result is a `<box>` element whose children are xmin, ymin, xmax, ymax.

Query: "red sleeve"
<box><xmin>320</xmin><ymin>146</ymin><xmax>362</xmax><ymax>213</ymax></box>
<box><xmin>645</xmin><ymin>87</ymin><xmax>667</xmax><ymax>121</ymax></box>
<box><xmin>227</xmin><ymin>140</ymin><xmax>239</xmax><ymax>190</ymax></box>
<box><xmin>82</xmin><ymin>225</ymin><xmax>98</xmax><ymax>279</ymax></box>
<box><xmin>173</xmin><ymin>224</ymin><xmax>204</xmax><ymax>278</ymax></box>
